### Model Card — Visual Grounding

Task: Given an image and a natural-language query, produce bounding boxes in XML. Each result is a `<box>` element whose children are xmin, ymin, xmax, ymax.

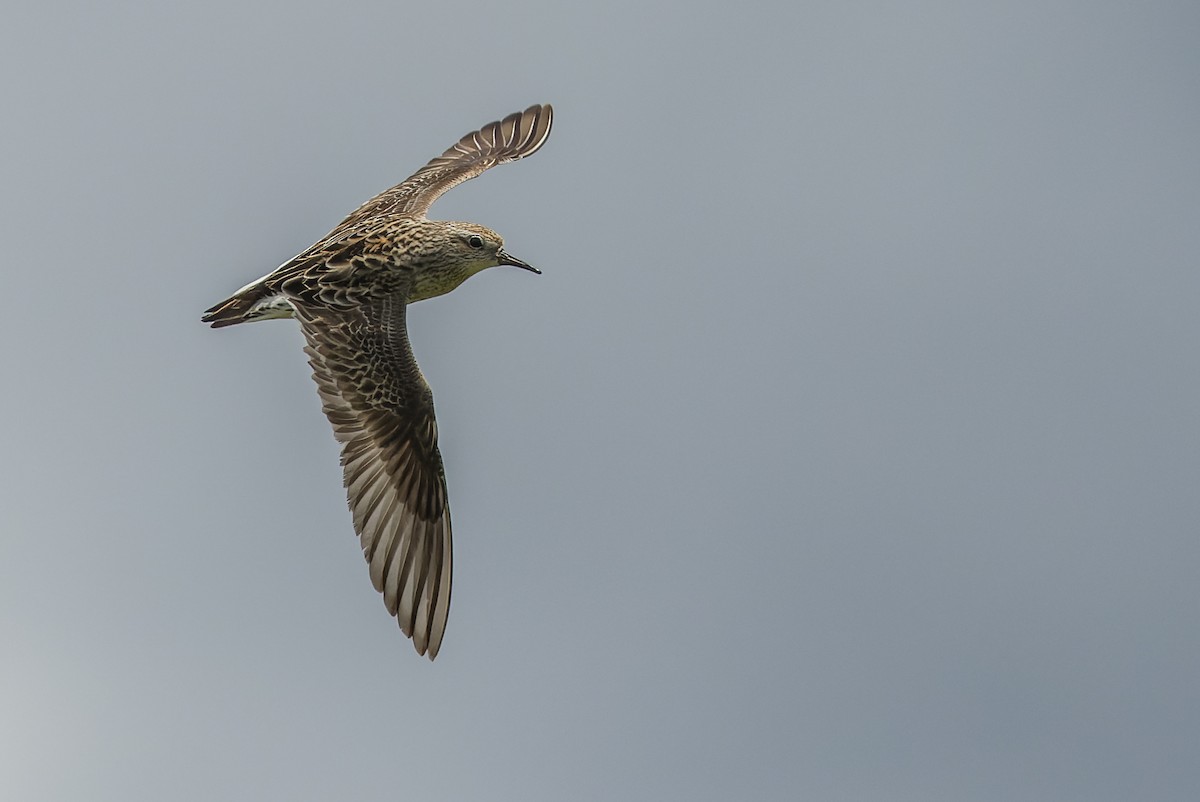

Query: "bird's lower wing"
<box><xmin>294</xmin><ymin>295</ymin><xmax>452</xmax><ymax>659</ymax></box>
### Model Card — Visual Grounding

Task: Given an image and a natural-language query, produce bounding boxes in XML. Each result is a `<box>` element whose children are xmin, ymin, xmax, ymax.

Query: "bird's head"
<box><xmin>408</xmin><ymin>221</ymin><xmax>541</xmax><ymax>302</ymax></box>
<box><xmin>444</xmin><ymin>222</ymin><xmax>541</xmax><ymax>277</ymax></box>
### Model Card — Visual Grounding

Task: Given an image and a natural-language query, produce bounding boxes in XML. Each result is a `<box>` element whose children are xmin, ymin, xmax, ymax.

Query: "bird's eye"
<box><xmin>467</xmin><ymin>235</ymin><xmax>484</xmax><ymax>249</ymax></box>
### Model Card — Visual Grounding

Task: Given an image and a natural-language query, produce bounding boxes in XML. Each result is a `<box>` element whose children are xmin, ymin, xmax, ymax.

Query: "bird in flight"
<box><xmin>203</xmin><ymin>104</ymin><xmax>553</xmax><ymax>659</ymax></box>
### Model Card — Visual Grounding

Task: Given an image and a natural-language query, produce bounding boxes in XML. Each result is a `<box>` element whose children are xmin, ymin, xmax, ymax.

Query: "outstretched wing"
<box><xmin>294</xmin><ymin>294</ymin><xmax>452</xmax><ymax>659</ymax></box>
<box><xmin>333</xmin><ymin>103</ymin><xmax>553</xmax><ymax>227</ymax></box>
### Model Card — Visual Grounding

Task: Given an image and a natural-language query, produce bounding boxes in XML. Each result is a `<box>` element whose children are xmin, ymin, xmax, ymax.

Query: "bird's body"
<box><xmin>203</xmin><ymin>104</ymin><xmax>553</xmax><ymax>659</ymax></box>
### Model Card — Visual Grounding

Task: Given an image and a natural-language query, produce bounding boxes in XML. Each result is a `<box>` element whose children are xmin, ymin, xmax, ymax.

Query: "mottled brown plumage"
<box><xmin>202</xmin><ymin>104</ymin><xmax>552</xmax><ymax>659</ymax></box>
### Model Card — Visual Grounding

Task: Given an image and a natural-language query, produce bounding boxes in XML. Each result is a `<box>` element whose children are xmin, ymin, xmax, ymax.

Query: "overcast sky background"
<box><xmin>2</xmin><ymin>2</ymin><xmax>1198</xmax><ymax>800</ymax></box>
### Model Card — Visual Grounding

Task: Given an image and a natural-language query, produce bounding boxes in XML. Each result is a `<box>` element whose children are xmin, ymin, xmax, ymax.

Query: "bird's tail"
<box><xmin>202</xmin><ymin>281</ymin><xmax>294</xmax><ymax>328</ymax></box>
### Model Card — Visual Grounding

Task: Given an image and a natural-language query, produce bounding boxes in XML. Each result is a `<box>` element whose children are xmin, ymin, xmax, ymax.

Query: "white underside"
<box><xmin>248</xmin><ymin>294</ymin><xmax>296</xmax><ymax>321</ymax></box>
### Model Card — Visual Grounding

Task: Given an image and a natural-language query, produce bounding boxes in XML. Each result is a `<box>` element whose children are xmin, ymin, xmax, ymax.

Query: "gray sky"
<box><xmin>3</xmin><ymin>1</ymin><xmax>1199</xmax><ymax>800</ymax></box>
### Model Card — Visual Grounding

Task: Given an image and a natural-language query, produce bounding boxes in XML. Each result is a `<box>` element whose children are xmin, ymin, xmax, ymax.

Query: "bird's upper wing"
<box><xmin>331</xmin><ymin>103</ymin><xmax>553</xmax><ymax>227</ymax></box>
<box><xmin>294</xmin><ymin>294</ymin><xmax>453</xmax><ymax>659</ymax></box>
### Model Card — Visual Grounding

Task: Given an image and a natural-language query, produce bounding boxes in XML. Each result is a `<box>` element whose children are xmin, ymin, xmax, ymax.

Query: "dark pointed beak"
<box><xmin>497</xmin><ymin>249</ymin><xmax>541</xmax><ymax>274</ymax></box>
